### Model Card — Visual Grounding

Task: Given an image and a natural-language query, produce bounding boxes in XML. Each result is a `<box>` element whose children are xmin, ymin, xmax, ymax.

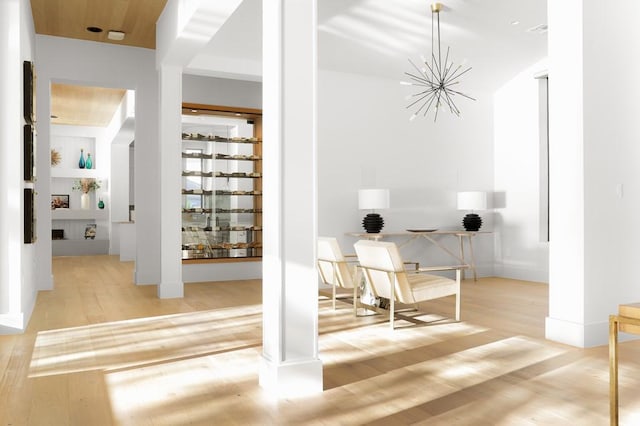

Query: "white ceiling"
<box><xmin>189</xmin><ymin>0</ymin><xmax>547</xmax><ymax>91</ymax></box>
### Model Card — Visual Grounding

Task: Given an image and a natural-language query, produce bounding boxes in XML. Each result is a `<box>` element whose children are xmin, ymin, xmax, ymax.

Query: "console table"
<box><xmin>609</xmin><ymin>303</ymin><xmax>640</xmax><ymax>425</ymax></box>
<box><xmin>346</xmin><ymin>230</ymin><xmax>489</xmax><ymax>281</ymax></box>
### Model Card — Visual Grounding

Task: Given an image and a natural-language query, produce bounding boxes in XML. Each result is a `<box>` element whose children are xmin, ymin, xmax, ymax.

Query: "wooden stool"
<box><xmin>609</xmin><ymin>303</ymin><xmax>640</xmax><ymax>425</ymax></box>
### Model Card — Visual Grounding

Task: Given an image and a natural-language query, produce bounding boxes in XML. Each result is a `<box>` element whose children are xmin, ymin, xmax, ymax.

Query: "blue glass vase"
<box><xmin>86</xmin><ymin>153</ymin><xmax>93</xmax><ymax>169</ymax></box>
<box><xmin>79</xmin><ymin>149</ymin><xmax>85</xmax><ymax>169</ymax></box>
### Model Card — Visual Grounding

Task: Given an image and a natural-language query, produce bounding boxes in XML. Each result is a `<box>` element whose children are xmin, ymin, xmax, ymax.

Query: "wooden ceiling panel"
<box><xmin>51</xmin><ymin>84</ymin><xmax>126</xmax><ymax>127</ymax></box>
<box><xmin>30</xmin><ymin>0</ymin><xmax>168</xmax><ymax>49</ymax></box>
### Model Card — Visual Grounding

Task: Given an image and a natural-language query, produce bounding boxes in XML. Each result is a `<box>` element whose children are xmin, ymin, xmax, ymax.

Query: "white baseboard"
<box><xmin>494</xmin><ymin>262</ymin><xmax>548</xmax><ymax>283</ymax></box>
<box><xmin>0</xmin><ymin>313</ymin><xmax>26</xmax><ymax>334</ymax></box>
<box><xmin>545</xmin><ymin>316</ymin><xmax>619</xmax><ymax>348</ymax></box>
<box><xmin>259</xmin><ymin>356</ymin><xmax>323</xmax><ymax>397</ymax></box>
<box><xmin>182</xmin><ymin>261</ymin><xmax>262</xmax><ymax>283</ymax></box>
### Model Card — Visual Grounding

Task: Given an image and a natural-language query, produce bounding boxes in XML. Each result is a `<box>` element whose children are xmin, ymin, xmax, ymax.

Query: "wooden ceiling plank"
<box><xmin>30</xmin><ymin>0</ymin><xmax>167</xmax><ymax>49</ymax></box>
<box><xmin>51</xmin><ymin>84</ymin><xmax>126</xmax><ymax>127</ymax></box>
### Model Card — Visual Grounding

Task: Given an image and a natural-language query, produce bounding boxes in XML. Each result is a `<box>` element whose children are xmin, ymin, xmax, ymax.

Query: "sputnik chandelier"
<box><xmin>401</xmin><ymin>2</ymin><xmax>475</xmax><ymax>121</ymax></box>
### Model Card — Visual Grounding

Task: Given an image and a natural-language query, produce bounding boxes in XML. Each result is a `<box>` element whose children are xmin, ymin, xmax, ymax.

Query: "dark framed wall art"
<box><xmin>23</xmin><ymin>61</ymin><xmax>35</xmax><ymax>124</ymax></box>
<box><xmin>24</xmin><ymin>124</ymin><xmax>35</xmax><ymax>181</ymax></box>
<box><xmin>24</xmin><ymin>188</ymin><xmax>36</xmax><ymax>244</ymax></box>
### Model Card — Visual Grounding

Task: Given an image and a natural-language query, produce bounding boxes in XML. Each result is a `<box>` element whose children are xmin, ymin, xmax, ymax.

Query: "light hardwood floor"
<box><xmin>1</xmin><ymin>255</ymin><xmax>640</xmax><ymax>425</ymax></box>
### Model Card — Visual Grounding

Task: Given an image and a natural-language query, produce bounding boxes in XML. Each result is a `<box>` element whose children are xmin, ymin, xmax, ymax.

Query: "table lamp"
<box><xmin>457</xmin><ymin>191</ymin><xmax>487</xmax><ymax>231</ymax></box>
<box><xmin>358</xmin><ymin>189</ymin><xmax>390</xmax><ymax>233</ymax></box>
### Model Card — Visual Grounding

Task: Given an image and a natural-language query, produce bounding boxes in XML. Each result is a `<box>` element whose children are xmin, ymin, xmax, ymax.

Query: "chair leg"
<box><xmin>332</xmin><ymin>285</ymin><xmax>336</xmax><ymax>310</ymax></box>
<box><xmin>332</xmin><ymin>265</ymin><xmax>337</xmax><ymax>311</ymax></box>
<box><xmin>389</xmin><ymin>271</ymin><xmax>396</xmax><ymax>330</ymax></box>
<box><xmin>455</xmin><ymin>269</ymin><xmax>461</xmax><ymax>321</ymax></box>
<box><xmin>390</xmin><ymin>296</ymin><xmax>395</xmax><ymax>330</ymax></box>
<box><xmin>353</xmin><ymin>284</ymin><xmax>358</xmax><ymax>317</ymax></box>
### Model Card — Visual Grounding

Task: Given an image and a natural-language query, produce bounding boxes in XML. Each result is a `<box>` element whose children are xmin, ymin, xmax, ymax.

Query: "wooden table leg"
<box><xmin>610</xmin><ymin>315</ymin><xmax>619</xmax><ymax>426</ymax></box>
<box><xmin>467</xmin><ymin>234</ymin><xmax>477</xmax><ymax>281</ymax></box>
<box><xmin>457</xmin><ymin>234</ymin><xmax>466</xmax><ymax>281</ymax></box>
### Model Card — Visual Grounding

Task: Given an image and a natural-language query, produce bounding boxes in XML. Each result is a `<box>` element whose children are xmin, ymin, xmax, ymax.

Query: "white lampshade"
<box><xmin>358</xmin><ymin>189</ymin><xmax>390</xmax><ymax>210</ymax></box>
<box><xmin>457</xmin><ymin>191</ymin><xmax>487</xmax><ymax>211</ymax></box>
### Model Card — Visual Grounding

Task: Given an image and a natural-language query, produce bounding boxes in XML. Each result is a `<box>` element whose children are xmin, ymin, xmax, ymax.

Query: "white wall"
<box><xmin>182</xmin><ymin>74</ymin><xmax>262</xmax><ymax>109</ymax></box>
<box><xmin>0</xmin><ymin>0</ymin><xmax>36</xmax><ymax>333</ymax></box>
<box><xmin>493</xmin><ymin>59</ymin><xmax>549</xmax><ymax>283</ymax></box>
<box><xmin>582</xmin><ymin>2</ymin><xmax>640</xmax><ymax>342</ymax></box>
<box><xmin>318</xmin><ymin>70</ymin><xmax>495</xmax><ymax>275</ymax></box>
<box><xmin>35</xmin><ymin>35</ymin><xmax>160</xmax><ymax>287</ymax></box>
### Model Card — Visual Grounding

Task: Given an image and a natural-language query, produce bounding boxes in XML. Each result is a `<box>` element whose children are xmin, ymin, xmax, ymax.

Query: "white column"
<box><xmin>546</xmin><ymin>0</ymin><xmax>586</xmax><ymax>346</ymax></box>
<box><xmin>260</xmin><ymin>0</ymin><xmax>322</xmax><ymax>396</ymax></box>
<box><xmin>546</xmin><ymin>0</ymin><xmax>640</xmax><ymax>347</ymax></box>
<box><xmin>0</xmin><ymin>0</ymin><xmax>22</xmax><ymax>329</ymax></box>
<box><xmin>157</xmin><ymin>65</ymin><xmax>184</xmax><ymax>298</ymax></box>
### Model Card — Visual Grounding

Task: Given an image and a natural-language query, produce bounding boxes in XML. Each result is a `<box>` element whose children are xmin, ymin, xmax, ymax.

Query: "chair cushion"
<box><xmin>406</xmin><ymin>273</ymin><xmax>457</xmax><ymax>304</ymax></box>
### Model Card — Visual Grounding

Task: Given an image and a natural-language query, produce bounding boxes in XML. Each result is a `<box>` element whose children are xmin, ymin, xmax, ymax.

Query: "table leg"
<box><xmin>467</xmin><ymin>234</ymin><xmax>477</xmax><ymax>281</ymax></box>
<box><xmin>610</xmin><ymin>315</ymin><xmax>619</xmax><ymax>426</ymax></box>
<box><xmin>458</xmin><ymin>234</ymin><xmax>466</xmax><ymax>281</ymax></box>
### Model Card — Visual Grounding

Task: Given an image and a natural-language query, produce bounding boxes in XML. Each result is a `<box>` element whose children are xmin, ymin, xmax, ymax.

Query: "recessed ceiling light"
<box><xmin>527</xmin><ymin>23</ymin><xmax>548</xmax><ymax>34</ymax></box>
<box><xmin>86</xmin><ymin>26</ymin><xmax>103</xmax><ymax>33</ymax></box>
<box><xmin>108</xmin><ymin>30</ymin><xmax>126</xmax><ymax>41</ymax></box>
<box><xmin>510</xmin><ymin>20</ymin><xmax>520</xmax><ymax>26</ymax></box>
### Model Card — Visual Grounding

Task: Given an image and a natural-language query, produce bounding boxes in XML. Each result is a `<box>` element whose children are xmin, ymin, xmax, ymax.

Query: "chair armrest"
<box><xmin>414</xmin><ymin>265</ymin><xmax>469</xmax><ymax>273</ymax></box>
<box><xmin>403</xmin><ymin>261</ymin><xmax>420</xmax><ymax>270</ymax></box>
<box><xmin>344</xmin><ymin>254</ymin><xmax>359</xmax><ymax>264</ymax></box>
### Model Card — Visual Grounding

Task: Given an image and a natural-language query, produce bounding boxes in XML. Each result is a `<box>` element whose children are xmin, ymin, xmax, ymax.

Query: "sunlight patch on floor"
<box><xmin>105</xmin><ymin>347</ymin><xmax>267</xmax><ymax>426</ymax></box>
<box><xmin>29</xmin><ymin>304</ymin><xmax>263</xmax><ymax>377</ymax></box>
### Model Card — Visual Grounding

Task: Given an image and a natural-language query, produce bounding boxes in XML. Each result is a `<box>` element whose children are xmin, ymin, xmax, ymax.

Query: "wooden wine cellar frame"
<box><xmin>181</xmin><ymin>103</ymin><xmax>263</xmax><ymax>264</ymax></box>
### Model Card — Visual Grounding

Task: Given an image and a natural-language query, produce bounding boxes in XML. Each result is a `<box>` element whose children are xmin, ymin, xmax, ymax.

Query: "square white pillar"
<box><xmin>157</xmin><ymin>65</ymin><xmax>184</xmax><ymax>298</ymax></box>
<box><xmin>260</xmin><ymin>0</ymin><xmax>322</xmax><ymax>396</ymax></box>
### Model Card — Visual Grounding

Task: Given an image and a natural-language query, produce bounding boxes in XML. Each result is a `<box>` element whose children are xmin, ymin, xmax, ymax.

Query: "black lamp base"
<box><xmin>362</xmin><ymin>213</ymin><xmax>384</xmax><ymax>233</ymax></box>
<box><xmin>462</xmin><ymin>213</ymin><xmax>482</xmax><ymax>232</ymax></box>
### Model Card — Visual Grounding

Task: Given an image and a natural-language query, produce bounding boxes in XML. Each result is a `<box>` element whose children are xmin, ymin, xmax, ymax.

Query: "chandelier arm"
<box><xmin>421</xmin><ymin>59</ymin><xmax>439</xmax><ymax>84</ymax></box>
<box><xmin>442</xmin><ymin>62</ymin><xmax>455</xmax><ymax>85</ymax></box>
<box><xmin>411</xmin><ymin>90</ymin><xmax>438</xmax><ymax>118</ymax></box>
<box><xmin>443</xmin><ymin>63</ymin><xmax>461</xmax><ymax>83</ymax></box>
<box><xmin>444</xmin><ymin>66</ymin><xmax>473</xmax><ymax>86</ymax></box>
<box><xmin>442</xmin><ymin>88</ymin><xmax>461</xmax><ymax>115</ymax></box>
<box><xmin>443</xmin><ymin>46</ymin><xmax>450</xmax><ymax>78</ymax></box>
<box><xmin>447</xmin><ymin>88</ymin><xmax>477</xmax><ymax>101</ymax></box>
<box><xmin>406</xmin><ymin>87</ymin><xmax>438</xmax><ymax>109</ymax></box>
<box><xmin>408</xmin><ymin>58</ymin><xmax>431</xmax><ymax>81</ymax></box>
<box><xmin>405</xmin><ymin>71</ymin><xmax>429</xmax><ymax>83</ymax></box>
<box><xmin>421</xmin><ymin>90</ymin><xmax>439</xmax><ymax>117</ymax></box>
<box><xmin>404</xmin><ymin>71</ymin><xmax>431</xmax><ymax>81</ymax></box>
<box><xmin>430</xmin><ymin>52</ymin><xmax>445</xmax><ymax>82</ymax></box>
<box><xmin>404</xmin><ymin>72</ymin><xmax>434</xmax><ymax>88</ymax></box>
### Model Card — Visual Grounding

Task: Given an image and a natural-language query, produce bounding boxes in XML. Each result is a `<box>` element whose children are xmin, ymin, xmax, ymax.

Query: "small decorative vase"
<box><xmin>79</xmin><ymin>149</ymin><xmax>85</xmax><ymax>169</ymax></box>
<box><xmin>81</xmin><ymin>193</ymin><xmax>90</xmax><ymax>210</ymax></box>
<box><xmin>86</xmin><ymin>153</ymin><xmax>93</xmax><ymax>169</ymax></box>
<box><xmin>98</xmin><ymin>199</ymin><xmax>105</xmax><ymax>209</ymax></box>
